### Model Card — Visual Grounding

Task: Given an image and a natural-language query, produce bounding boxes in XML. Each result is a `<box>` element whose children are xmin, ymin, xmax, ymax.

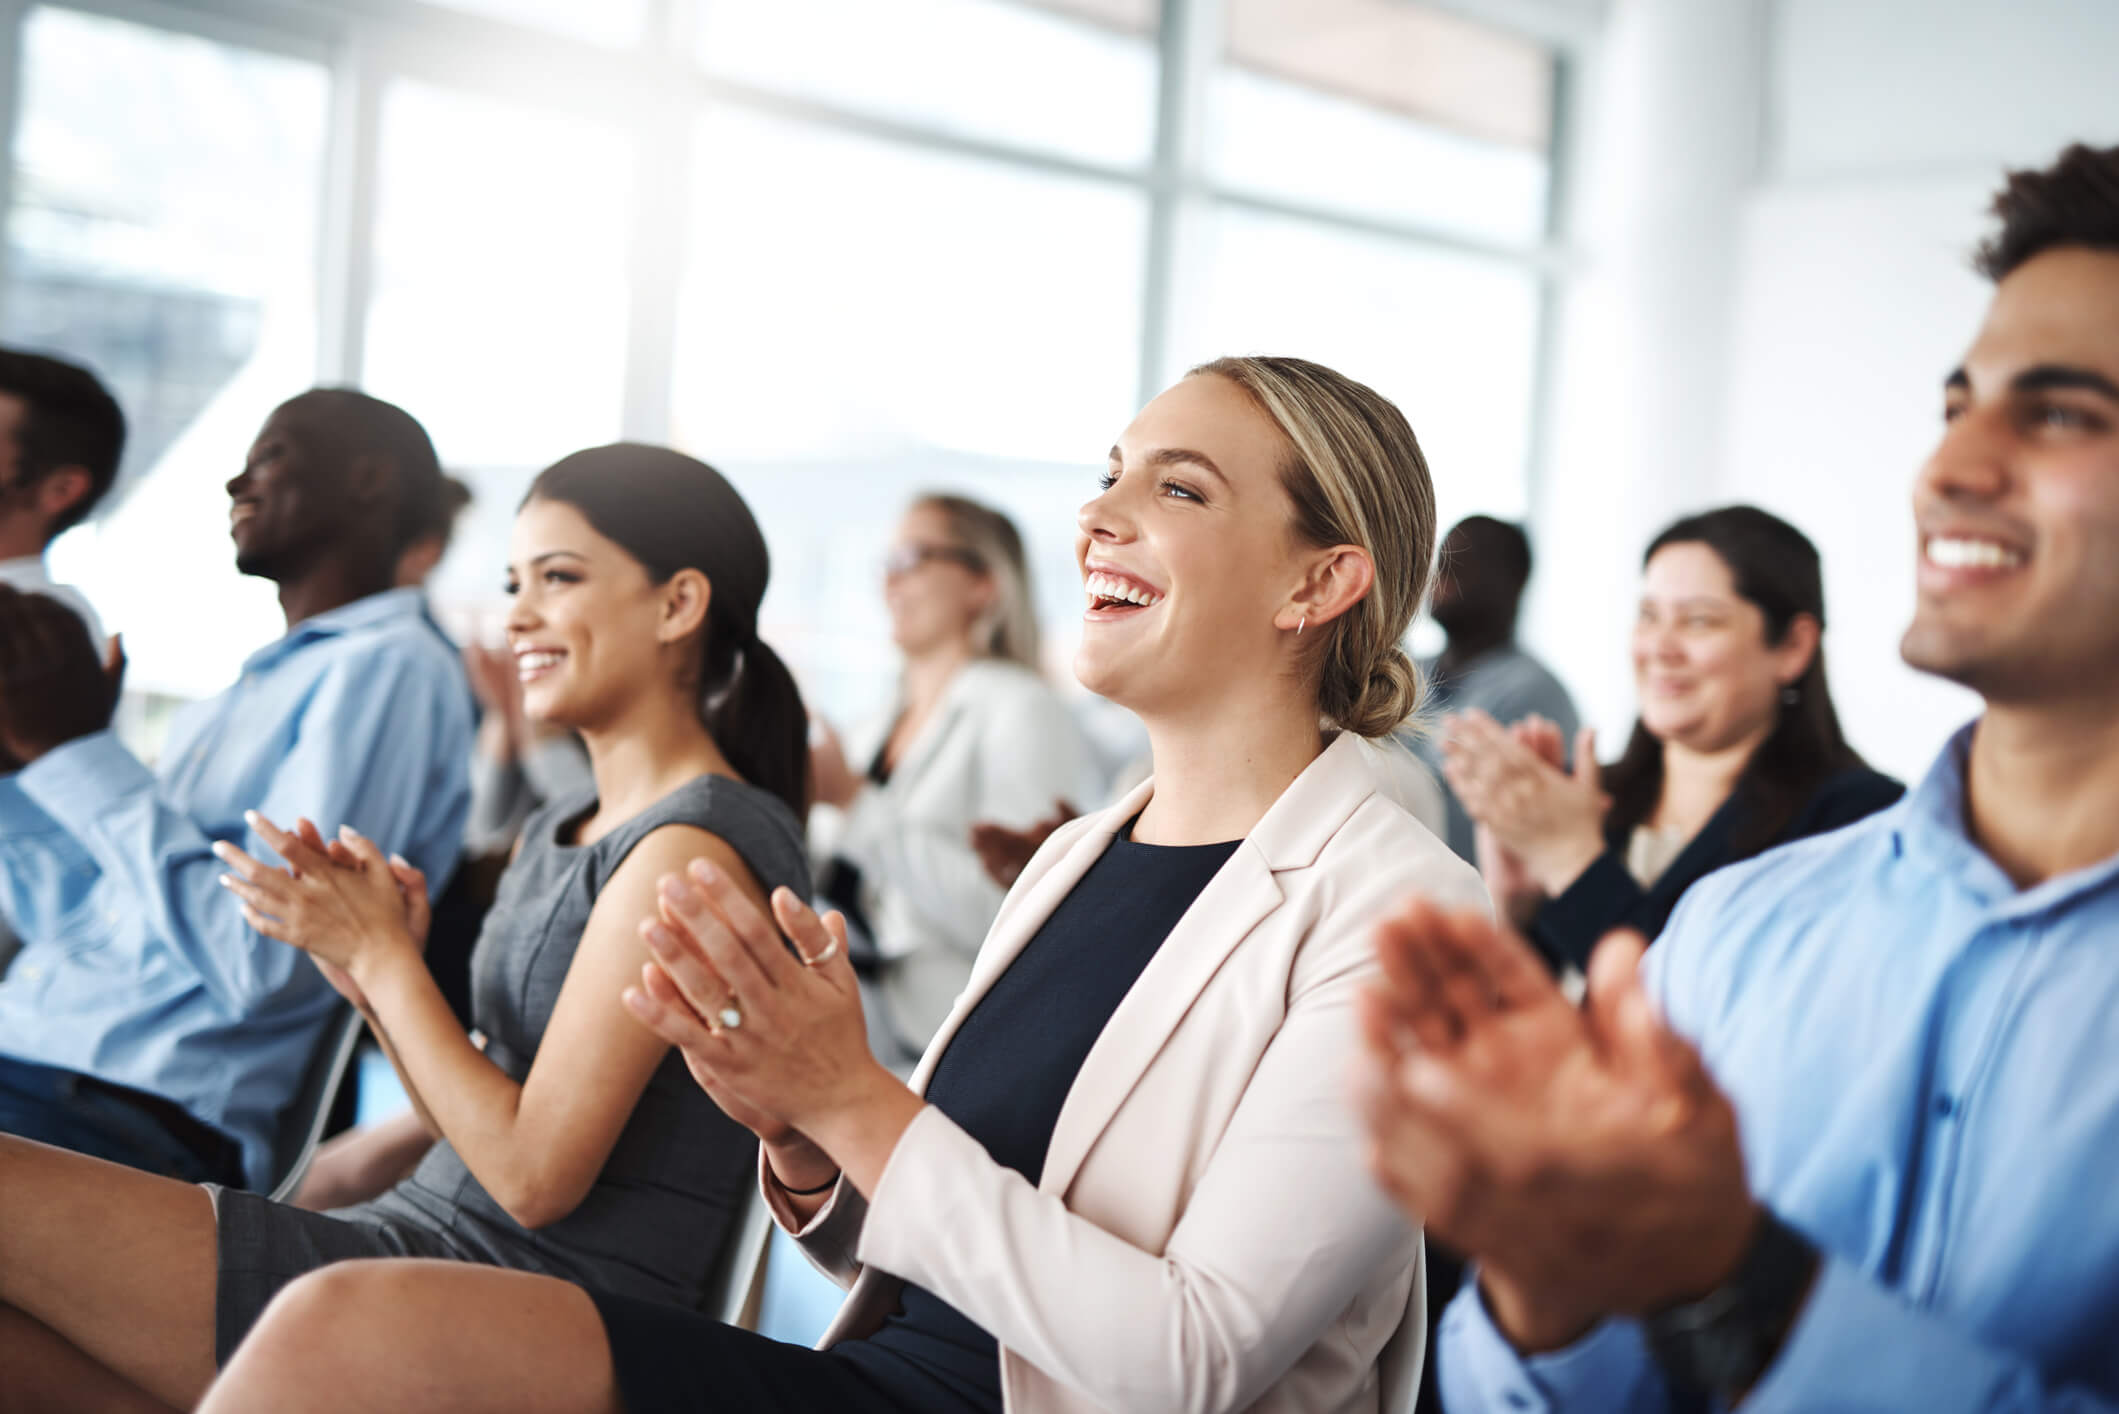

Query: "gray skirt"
<box><xmin>206</xmin><ymin>1184</ymin><xmax>471</xmax><ymax>1365</ymax></box>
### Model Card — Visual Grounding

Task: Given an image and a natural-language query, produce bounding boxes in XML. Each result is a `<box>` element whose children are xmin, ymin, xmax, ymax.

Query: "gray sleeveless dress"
<box><xmin>209</xmin><ymin>774</ymin><xmax>809</xmax><ymax>1364</ymax></box>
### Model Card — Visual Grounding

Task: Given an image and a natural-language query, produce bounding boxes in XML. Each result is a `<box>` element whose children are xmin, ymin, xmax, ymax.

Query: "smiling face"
<box><xmin>882</xmin><ymin>504</ymin><xmax>992</xmax><ymax>658</ymax></box>
<box><xmin>1074</xmin><ymin>373</ymin><xmax>1323</xmax><ymax>719</ymax></box>
<box><xmin>1632</xmin><ymin>542</ymin><xmax>1811</xmax><ymax>753</ymax></box>
<box><xmin>1900</xmin><ymin>247</ymin><xmax>2119</xmax><ymax>704</ymax></box>
<box><xmin>226</xmin><ymin>400</ymin><xmax>358</xmax><ymax>582</ymax></box>
<box><xmin>506</xmin><ymin>496</ymin><xmax>691</xmax><ymax>730</ymax></box>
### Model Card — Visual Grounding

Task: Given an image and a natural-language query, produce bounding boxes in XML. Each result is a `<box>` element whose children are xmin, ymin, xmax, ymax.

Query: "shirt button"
<box><xmin>1934</xmin><ymin>1094</ymin><xmax>1957</xmax><ymax>1118</ymax></box>
<box><xmin>1505</xmin><ymin>1391</ymin><xmax>1534</xmax><ymax>1410</ymax></box>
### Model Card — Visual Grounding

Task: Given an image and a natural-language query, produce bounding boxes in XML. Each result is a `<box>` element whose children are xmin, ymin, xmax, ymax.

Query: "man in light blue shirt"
<box><xmin>0</xmin><ymin>388</ymin><xmax>473</xmax><ymax>1189</ymax></box>
<box><xmin>1352</xmin><ymin>141</ymin><xmax>2119</xmax><ymax>1411</ymax></box>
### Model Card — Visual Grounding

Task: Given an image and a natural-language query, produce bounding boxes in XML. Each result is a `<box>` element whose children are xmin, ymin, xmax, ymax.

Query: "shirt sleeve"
<box><xmin>1529</xmin><ymin>850</ymin><xmax>1652</xmax><ymax>971</ymax></box>
<box><xmin>11</xmin><ymin>645</ymin><xmax>467</xmax><ymax>1021</ymax></box>
<box><xmin>1436</xmin><ymin>1278</ymin><xmax>1673</xmax><ymax>1414</ymax></box>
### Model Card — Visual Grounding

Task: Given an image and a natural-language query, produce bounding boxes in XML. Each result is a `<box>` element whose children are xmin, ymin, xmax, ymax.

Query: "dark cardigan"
<box><xmin>1528</xmin><ymin>766</ymin><xmax>1904</xmax><ymax>972</ymax></box>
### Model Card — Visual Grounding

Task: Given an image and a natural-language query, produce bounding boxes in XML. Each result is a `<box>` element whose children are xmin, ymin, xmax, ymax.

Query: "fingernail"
<box><xmin>217</xmin><ymin>873</ymin><xmax>234</xmax><ymax>888</ymax></box>
<box><xmin>244</xmin><ymin>810</ymin><xmax>262</xmax><ymax>827</ymax></box>
<box><xmin>687</xmin><ymin>859</ymin><xmax>719</xmax><ymax>886</ymax></box>
<box><xmin>339</xmin><ymin>825</ymin><xmax>358</xmax><ymax>842</ymax></box>
<box><xmin>390</xmin><ymin>853</ymin><xmax>410</xmax><ymax>868</ymax></box>
<box><xmin>664</xmin><ymin>878</ymin><xmax>699</xmax><ymax>907</ymax></box>
<box><xmin>643</xmin><ymin>923</ymin><xmax>677</xmax><ymax>954</ymax></box>
<box><xmin>210</xmin><ymin>841</ymin><xmax>233</xmax><ymax>859</ymax></box>
<box><xmin>622</xmin><ymin>987</ymin><xmax>653</xmax><ymax>1016</ymax></box>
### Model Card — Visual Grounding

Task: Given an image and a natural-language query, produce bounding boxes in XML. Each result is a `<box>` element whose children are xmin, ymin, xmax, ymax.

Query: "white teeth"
<box><xmin>1083</xmin><ymin>571</ymin><xmax>1163</xmax><ymax>608</ymax></box>
<box><xmin>1925</xmin><ymin>537</ymin><xmax>2026</xmax><ymax>570</ymax></box>
<box><xmin>516</xmin><ymin>650</ymin><xmax>564</xmax><ymax>679</ymax></box>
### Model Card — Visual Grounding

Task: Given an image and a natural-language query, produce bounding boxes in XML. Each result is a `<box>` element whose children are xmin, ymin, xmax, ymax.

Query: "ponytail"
<box><xmin>700</xmin><ymin>615</ymin><xmax>811</xmax><ymax>821</ymax></box>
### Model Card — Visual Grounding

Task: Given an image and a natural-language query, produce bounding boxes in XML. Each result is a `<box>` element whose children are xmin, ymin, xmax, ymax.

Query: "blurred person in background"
<box><xmin>0</xmin><ymin>443</ymin><xmax>815</xmax><ymax>1412</ymax></box>
<box><xmin>197</xmin><ymin>353</ymin><xmax>1484</xmax><ymax>1414</ymax></box>
<box><xmin>1441</xmin><ymin>505</ymin><xmax>1901</xmax><ymax>974</ymax></box>
<box><xmin>1357</xmin><ymin>138</ymin><xmax>2119</xmax><ymax>1414</ymax></box>
<box><xmin>0</xmin><ymin>348</ymin><xmax>124</xmax><ymax>648</ymax></box>
<box><xmin>1410</xmin><ymin>515</ymin><xmax>1578</xmax><ymax>862</ymax></box>
<box><xmin>810</xmin><ymin>492</ymin><xmax>1094</xmax><ymax>1067</ymax></box>
<box><xmin>0</xmin><ymin>388</ymin><xmax>472</xmax><ymax>1189</ymax></box>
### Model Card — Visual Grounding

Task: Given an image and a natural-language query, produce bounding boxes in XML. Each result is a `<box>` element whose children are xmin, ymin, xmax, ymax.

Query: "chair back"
<box><xmin>266</xmin><ymin>1004</ymin><xmax>365</xmax><ymax>1201</ymax></box>
<box><xmin>702</xmin><ymin>1171</ymin><xmax>775</xmax><ymax>1329</ymax></box>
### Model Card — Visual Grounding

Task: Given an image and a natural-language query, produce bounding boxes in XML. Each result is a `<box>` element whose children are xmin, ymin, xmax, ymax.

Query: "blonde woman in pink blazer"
<box><xmin>200</xmin><ymin>357</ymin><xmax>1487</xmax><ymax>1414</ymax></box>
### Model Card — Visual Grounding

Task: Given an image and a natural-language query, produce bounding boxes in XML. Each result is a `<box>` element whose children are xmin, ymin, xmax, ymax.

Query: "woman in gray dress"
<box><xmin>0</xmin><ymin>444</ymin><xmax>813</xmax><ymax>1412</ymax></box>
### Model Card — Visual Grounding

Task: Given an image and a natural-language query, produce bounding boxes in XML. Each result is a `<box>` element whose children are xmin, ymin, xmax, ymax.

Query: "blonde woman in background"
<box><xmin>809</xmin><ymin>493</ymin><xmax>1097</xmax><ymax>1065</ymax></box>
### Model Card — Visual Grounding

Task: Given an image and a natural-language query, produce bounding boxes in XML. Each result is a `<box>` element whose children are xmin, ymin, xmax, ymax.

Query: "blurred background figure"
<box><xmin>809</xmin><ymin>492</ymin><xmax>1094</xmax><ymax>1067</ymax></box>
<box><xmin>1409</xmin><ymin>514</ymin><xmax>1578</xmax><ymax>861</ymax></box>
<box><xmin>1441</xmin><ymin>505</ymin><xmax>1902</xmax><ymax>973</ymax></box>
<box><xmin>0</xmin><ymin>348</ymin><xmax>122</xmax><ymax>646</ymax></box>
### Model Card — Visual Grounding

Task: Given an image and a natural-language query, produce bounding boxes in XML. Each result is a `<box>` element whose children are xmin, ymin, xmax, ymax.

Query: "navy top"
<box><xmin>836</xmin><ymin>822</ymin><xmax>1242</xmax><ymax>1412</ymax></box>
<box><xmin>1529</xmin><ymin>765</ymin><xmax>1903</xmax><ymax>971</ymax></box>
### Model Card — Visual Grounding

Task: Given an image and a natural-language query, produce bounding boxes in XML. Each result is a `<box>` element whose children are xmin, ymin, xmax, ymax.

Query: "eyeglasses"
<box><xmin>883</xmin><ymin>543</ymin><xmax>985</xmax><ymax>579</ymax></box>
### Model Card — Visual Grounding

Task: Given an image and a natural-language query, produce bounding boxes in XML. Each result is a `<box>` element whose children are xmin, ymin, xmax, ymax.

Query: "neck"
<box><xmin>902</xmin><ymin>641</ymin><xmax>976</xmax><ymax>712</ymax></box>
<box><xmin>275</xmin><ymin>554</ymin><xmax>393</xmax><ymax>630</ymax></box>
<box><xmin>1656</xmin><ymin>721</ymin><xmax>1768</xmax><ymax>828</ymax></box>
<box><xmin>1437</xmin><ymin>618</ymin><xmax>1513</xmax><ymax>675</ymax></box>
<box><xmin>1964</xmin><ymin>698</ymin><xmax>2119</xmax><ymax>888</ymax></box>
<box><xmin>1132</xmin><ymin>684</ymin><xmax>1326</xmax><ymax>846</ymax></box>
<box><xmin>0</xmin><ymin>515</ymin><xmax>47</xmax><ymax>564</ymax></box>
<box><xmin>576</xmin><ymin>687</ymin><xmax>732</xmax><ymax>824</ymax></box>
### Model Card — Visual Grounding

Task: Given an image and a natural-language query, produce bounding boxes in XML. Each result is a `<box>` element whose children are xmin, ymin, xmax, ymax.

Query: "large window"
<box><xmin>0</xmin><ymin>0</ymin><xmax>1563</xmax><ymax>725</ymax></box>
<box><xmin>7</xmin><ymin>7</ymin><xmax>328</xmax><ymax>698</ymax></box>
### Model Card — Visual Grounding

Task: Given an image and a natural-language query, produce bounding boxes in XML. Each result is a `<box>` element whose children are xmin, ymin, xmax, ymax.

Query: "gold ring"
<box><xmin>801</xmin><ymin>938</ymin><xmax>841</xmax><ymax>969</ymax></box>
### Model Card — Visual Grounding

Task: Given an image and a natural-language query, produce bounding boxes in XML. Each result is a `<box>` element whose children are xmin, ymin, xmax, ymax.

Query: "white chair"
<box><xmin>265</xmin><ymin>1004</ymin><xmax>366</xmax><ymax>1202</ymax></box>
<box><xmin>702</xmin><ymin>1170</ymin><xmax>776</xmax><ymax>1329</ymax></box>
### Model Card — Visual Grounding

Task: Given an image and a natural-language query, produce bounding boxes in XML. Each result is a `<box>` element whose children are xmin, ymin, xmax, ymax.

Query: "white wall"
<box><xmin>1529</xmin><ymin>0</ymin><xmax>2118</xmax><ymax>782</ymax></box>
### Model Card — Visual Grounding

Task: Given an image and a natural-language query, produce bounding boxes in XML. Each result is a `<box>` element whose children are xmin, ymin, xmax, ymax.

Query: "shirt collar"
<box><xmin>241</xmin><ymin>587</ymin><xmax>436</xmax><ymax>674</ymax></box>
<box><xmin>1897</xmin><ymin>718</ymin><xmax>2119</xmax><ymax>918</ymax></box>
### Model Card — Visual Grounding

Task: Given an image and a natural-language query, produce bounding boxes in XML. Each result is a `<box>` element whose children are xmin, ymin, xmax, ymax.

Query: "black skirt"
<box><xmin>592</xmin><ymin>1289</ymin><xmax>922</xmax><ymax>1414</ymax></box>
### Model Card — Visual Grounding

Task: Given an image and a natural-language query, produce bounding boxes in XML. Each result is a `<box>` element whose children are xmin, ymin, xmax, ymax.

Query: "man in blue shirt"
<box><xmin>0</xmin><ymin>388</ymin><xmax>473</xmax><ymax>1189</ymax></box>
<box><xmin>1352</xmin><ymin>141</ymin><xmax>2119</xmax><ymax>1411</ymax></box>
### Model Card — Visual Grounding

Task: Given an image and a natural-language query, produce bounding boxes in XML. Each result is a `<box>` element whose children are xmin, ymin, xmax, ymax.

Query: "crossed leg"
<box><xmin>0</xmin><ymin>1133</ymin><xmax>219</xmax><ymax>1411</ymax></box>
<box><xmin>199</xmin><ymin>1260</ymin><xmax>624</xmax><ymax>1414</ymax></box>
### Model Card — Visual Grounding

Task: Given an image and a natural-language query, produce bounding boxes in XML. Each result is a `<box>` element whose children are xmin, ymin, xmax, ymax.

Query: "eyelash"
<box><xmin>1097</xmin><ymin>469</ymin><xmax>1204</xmax><ymax>503</ymax></box>
<box><xmin>503</xmin><ymin>569</ymin><xmax>581</xmax><ymax>596</ymax></box>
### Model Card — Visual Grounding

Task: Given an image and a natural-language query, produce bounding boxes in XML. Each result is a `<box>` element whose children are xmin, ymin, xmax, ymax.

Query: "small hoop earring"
<box><xmin>1296</xmin><ymin>616</ymin><xmax>1306</xmax><ymax>636</ymax></box>
<box><xmin>1781</xmin><ymin>684</ymin><xmax>1799</xmax><ymax>706</ymax></box>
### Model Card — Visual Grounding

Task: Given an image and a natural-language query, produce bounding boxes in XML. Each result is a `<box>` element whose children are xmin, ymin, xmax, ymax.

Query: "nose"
<box><xmin>225</xmin><ymin>466</ymin><xmax>249</xmax><ymax>499</ymax></box>
<box><xmin>505</xmin><ymin>591</ymin><xmax>539</xmax><ymax>636</ymax></box>
<box><xmin>1918</xmin><ymin>402</ymin><xmax>2012</xmax><ymax>507</ymax></box>
<box><xmin>1077</xmin><ymin>479</ymin><xmax>1136</xmax><ymax>546</ymax></box>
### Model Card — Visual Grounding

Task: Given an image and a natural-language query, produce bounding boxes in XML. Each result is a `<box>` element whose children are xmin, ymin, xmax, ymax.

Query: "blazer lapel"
<box><xmin>1036</xmin><ymin>840</ymin><xmax>1283</xmax><ymax>1197</ymax></box>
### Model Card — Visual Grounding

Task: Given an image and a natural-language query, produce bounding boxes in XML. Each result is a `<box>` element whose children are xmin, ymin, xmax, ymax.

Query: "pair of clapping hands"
<box><xmin>218</xmin><ymin>815</ymin><xmax>880</xmax><ymax>1186</ymax></box>
<box><xmin>1440</xmin><ymin>710</ymin><xmax>1609</xmax><ymax>909</ymax></box>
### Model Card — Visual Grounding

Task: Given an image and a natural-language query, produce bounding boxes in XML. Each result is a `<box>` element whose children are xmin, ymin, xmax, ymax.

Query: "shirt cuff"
<box><xmin>16</xmin><ymin>730</ymin><xmax>153</xmax><ymax>834</ymax></box>
<box><xmin>1436</xmin><ymin>1274</ymin><xmax>1658</xmax><ymax>1413</ymax></box>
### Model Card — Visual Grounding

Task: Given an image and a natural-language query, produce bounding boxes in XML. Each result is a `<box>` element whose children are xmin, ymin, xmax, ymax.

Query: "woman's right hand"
<box><xmin>632</xmin><ymin>957</ymin><xmax>840</xmax><ymax>1193</ymax></box>
<box><xmin>1442</xmin><ymin>711</ymin><xmax>1608</xmax><ymax>897</ymax></box>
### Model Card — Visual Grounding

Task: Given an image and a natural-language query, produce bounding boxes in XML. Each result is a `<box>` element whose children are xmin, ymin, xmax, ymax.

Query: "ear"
<box><xmin>394</xmin><ymin>535</ymin><xmax>445</xmax><ymax>590</ymax></box>
<box><xmin>1774</xmin><ymin>612</ymin><xmax>1823</xmax><ymax>686</ymax></box>
<box><xmin>34</xmin><ymin>467</ymin><xmax>92</xmax><ymax>524</ymax></box>
<box><xmin>1275</xmin><ymin>544</ymin><xmax>1376</xmax><ymax>633</ymax></box>
<box><xmin>659</xmin><ymin>568</ymin><xmax>712</xmax><ymax>644</ymax></box>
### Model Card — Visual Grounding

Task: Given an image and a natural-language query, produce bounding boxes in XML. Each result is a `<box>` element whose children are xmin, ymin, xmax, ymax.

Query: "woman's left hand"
<box><xmin>1441</xmin><ymin>711</ymin><xmax>1609</xmax><ymax>896</ymax></box>
<box><xmin>623</xmin><ymin>859</ymin><xmax>909</xmax><ymax>1153</ymax></box>
<box><xmin>213</xmin><ymin>812</ymin><xmax>425</xmax><ymax>981</ymax></box>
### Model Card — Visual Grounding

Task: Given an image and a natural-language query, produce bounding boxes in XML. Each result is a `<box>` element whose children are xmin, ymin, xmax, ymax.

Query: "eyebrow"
<box><xmin>517</xmin><ymin>550</ymin><xmax>588</xmax><ymax>571</ymax></box>
<box><xmin>1945</xmin><ymin>363</ymin><xmax>2119</xmax><ymax>401</ymax></box>
<box><xmin>1108</xmin><ymin>444</ymin><xmax>1231</xmax><ymax>488</ymax></box>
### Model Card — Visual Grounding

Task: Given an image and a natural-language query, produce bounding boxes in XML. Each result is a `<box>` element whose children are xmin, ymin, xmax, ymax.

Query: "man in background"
<box><xmin>0</xmin><ymin>388</ymin><xmax>473</xmax><ymax>1188</ymax></box>
<box><xmin>0</xmin><ymin>348</ymin><xmax>123</xmax><ymax>646</ymax></box>
<box><xmin>1412</xmin><ymin>515</ymin><xmax>1579</xmax><ymax>860</ymax></box>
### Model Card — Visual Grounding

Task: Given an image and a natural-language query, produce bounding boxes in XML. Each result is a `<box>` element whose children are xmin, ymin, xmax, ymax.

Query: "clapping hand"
<box><xmin>0</xmin><ymin>585</ymin><xmax>123</xmax><ymax>768</ymax></box>
<box><xmin>213</xmin><ymin>811</ymin><xmax>430</xmax><ymax>983</ymax></box>
<box><xmin>970</xmin><ymin>799</ymin><xmax>1077</xmax><ymax>888</ymax></box>
<box><xmin>1442</xmin><ymin>710</ymin><xmax>1608</xmax><ymax>896</ymax></box>
<box><xmin>1348</xmin><ymin>898</ymin><xmax>1759</xmax><ymax>1353</ymax></box>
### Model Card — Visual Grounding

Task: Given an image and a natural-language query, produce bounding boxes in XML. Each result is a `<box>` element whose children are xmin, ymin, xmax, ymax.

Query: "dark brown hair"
<box><xmin>1973</xmin><ymin>142</ymin><xmax>2119</xmax><ymax>282</ymax></box>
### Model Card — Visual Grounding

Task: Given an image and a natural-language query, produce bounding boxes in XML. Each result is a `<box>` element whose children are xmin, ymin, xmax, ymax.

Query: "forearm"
<box><xmin>349</xmin><ymin>993</ymin><xmax>443</xmax><ymax>1137</ymax></box>
<box><xmin>800</xmin><ymin>1064</ymin><xmax>928</xmax><ymax>1200</ymax></box>
<box><xmin>352</xmin><ymin>947</ymin><xmax>532</xmax><ymax>1192</ymax></box>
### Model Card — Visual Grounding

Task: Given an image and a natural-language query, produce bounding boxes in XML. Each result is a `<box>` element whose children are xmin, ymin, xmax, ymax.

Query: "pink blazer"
<box><xmin>764</xmin><ymin>732</ymin><xmax>1488</xmax><ymax>1412</ymax></box>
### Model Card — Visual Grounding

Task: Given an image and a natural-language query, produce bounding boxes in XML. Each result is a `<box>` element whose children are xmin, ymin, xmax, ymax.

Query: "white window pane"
<box><xmin>364</xmin><ymin>80</ymin><xmax>632</xmax><ymax>471</ymax></box>
<box><xmin>672</xmin><ymin>108</ymin><xmax>1146</xmax><ymax>719</ymax></box>
<box><xmin>695</xmin><ymin>0</ymin><xmax>1158</xmax><ymax>167</ymax></box>
<box><xmin>1209</xmin><ymin>0</ymin><xmax>1552</xmax><ymax>244</ymax></box>
<box><xmin>7</xmin><ymin>7</ymin><xmax>329</xmax><ymax>697</ymax></box>
<box><xmin>1166</xmin><ymin>205</ymin><xmax>1539</xmax><ymax>537</ymax></box>
<box><xmin>425</xmin><ymin>0</ymin><xmax>647</xmax><ymax>46</ymax></box>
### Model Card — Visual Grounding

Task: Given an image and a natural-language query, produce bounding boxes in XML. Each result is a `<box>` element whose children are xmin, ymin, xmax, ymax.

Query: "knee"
<box><xmin>228</xmin><ymin>1261</ymin><xmax>403</xmax><ymax>1380</ymax></box>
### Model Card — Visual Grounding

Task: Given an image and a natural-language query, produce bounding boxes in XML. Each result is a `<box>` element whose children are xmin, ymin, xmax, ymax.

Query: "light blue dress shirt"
<box><xmin>1440</xmin><ymin>722</ymin><xmax>2119</xmax><ymax>1412</ymax></box>
<box><xmin>0</xmin><ymin>588</ymin><xmax>473</xmax><ymax>1187</ymax></box>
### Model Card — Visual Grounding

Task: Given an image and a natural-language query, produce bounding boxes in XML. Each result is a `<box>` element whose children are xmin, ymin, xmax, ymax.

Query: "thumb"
<box><xmin>1572</xmin><ymin>727</ymin><xmax>1602</xmax><ymax>795</ymax></box>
